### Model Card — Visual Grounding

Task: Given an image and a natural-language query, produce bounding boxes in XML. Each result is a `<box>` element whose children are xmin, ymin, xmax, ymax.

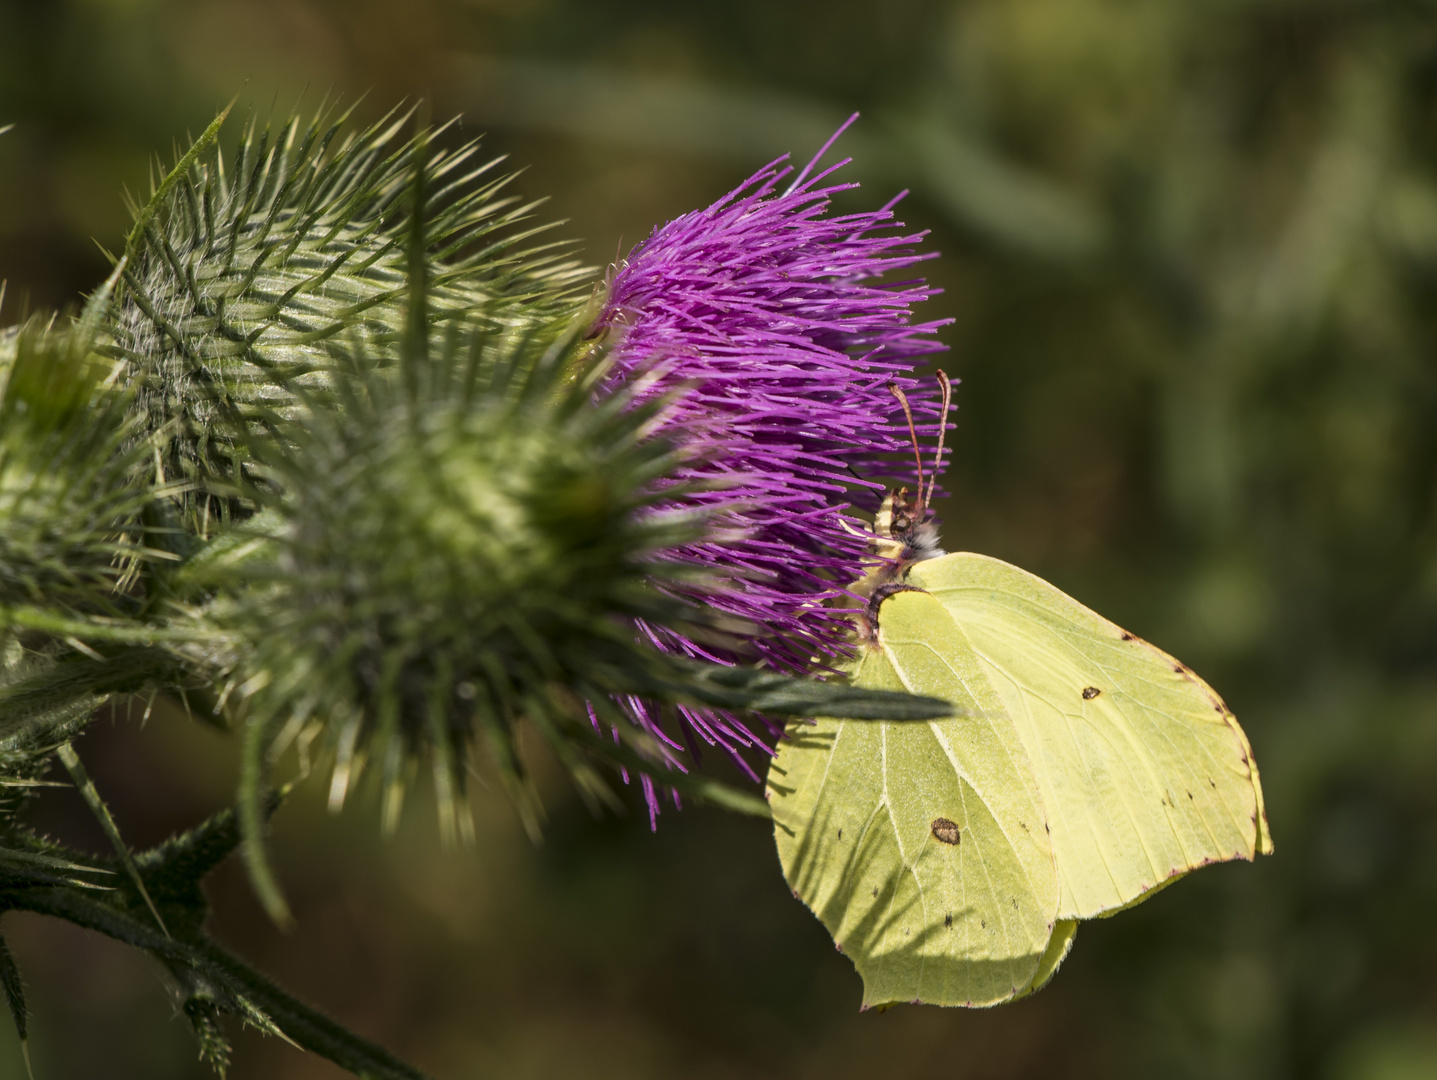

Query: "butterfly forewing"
<box><xmin>910</xmin><ymin>552</ymin><xmax>1273</xmax><ymax>921</ymax></box>
<box><xmin>770</xmin><ymin>589</ymin><xmax>1060</xmax><ymax>1008</ymax></box>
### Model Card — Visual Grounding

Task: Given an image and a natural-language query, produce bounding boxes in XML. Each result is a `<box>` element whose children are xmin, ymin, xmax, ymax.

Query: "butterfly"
<box><xmin>766</xmin><ymin>373</ymin><xmax>1272</xmax><ymax>1009</ymax></box>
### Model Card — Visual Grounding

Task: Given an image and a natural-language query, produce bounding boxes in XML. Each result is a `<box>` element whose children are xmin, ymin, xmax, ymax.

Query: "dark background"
<box><xmin>3</xmin><ymin>1</ymin><xmax>1437</xmax><ymax>1077</ymax></box>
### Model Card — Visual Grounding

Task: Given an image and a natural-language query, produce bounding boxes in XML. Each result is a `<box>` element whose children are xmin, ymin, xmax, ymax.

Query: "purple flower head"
<box><xmin>596</xmin><ymin>116</ymin><xmax>951</xmax><ymax>820</ymax></box>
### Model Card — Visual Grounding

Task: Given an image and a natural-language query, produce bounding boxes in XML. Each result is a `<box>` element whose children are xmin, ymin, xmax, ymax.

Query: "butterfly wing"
<box><xmin>769</xmin><ymin>589</ymin><xmax>1060</xmax><ymax>1008</ymax></box>
<box><xmin>910</xmin><ymin>552</ymin><xmax>1273</xmax><ymax>921</ymax></box>
<box><xmin>1015</xmin><ymin>917</ymin><xmax>1079</xmax><ymax>1000</ymax></box>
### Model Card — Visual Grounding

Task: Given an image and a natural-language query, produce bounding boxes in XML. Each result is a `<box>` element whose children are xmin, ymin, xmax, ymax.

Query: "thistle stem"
<box><xmin>0</xmin><ymin>883</ymin><xmax>433</xmax><ymax>1080</ymax></box>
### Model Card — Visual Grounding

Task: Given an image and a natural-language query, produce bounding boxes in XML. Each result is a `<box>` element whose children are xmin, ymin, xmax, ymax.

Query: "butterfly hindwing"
<box><xmin>909</xmin><ymin>552</ymin><xmax>1273</xmax><ymax>920</ymax></box>
<box><xmin>770</xmin><ymin>589</ymin><xmax>1060</xmax><ymax>1008</ymax></box>
<box><xmin>1015</xmin><ymin>917</ymin><xmax>1079</xmax><ymax>1000</ymax></box>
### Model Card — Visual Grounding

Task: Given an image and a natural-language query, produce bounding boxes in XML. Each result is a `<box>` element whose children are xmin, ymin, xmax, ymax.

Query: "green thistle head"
<box><xmin>220</xmin><ymin>308</ymin><xmax>724</xmax><ymax>914</ymax></box>
<box><xmin>111</xmin><ymin>104</ymin><xmax>590</xmax><ymax>532</ymax></box>
<box><xmin>0</xmin><ymin>281</ymin><xmax>163</xmax><ymax>615</ymax></box>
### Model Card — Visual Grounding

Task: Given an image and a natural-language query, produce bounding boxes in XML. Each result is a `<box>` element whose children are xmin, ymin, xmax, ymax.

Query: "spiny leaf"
<box><xmin>620</xmin><ymin>659</ymin><xmax>952</xmax><ymax>721</ymax></box>
<box><xmin>56</xmin><ymin>743</ymin><xmax>168</xmax><ymax>936</ymax></box>
<box><xmin>0</xmin><ymin>606</ymin><xmax>216</xmax><ymax>647</ymax></box>
<box><xmin>0</xmin><ymin>647</ymin><xmax>174</xmax><ymax>745</ymax></box>
<box><xmin>0</xmin><ymin>844</ymin><xmax>111</xmax><ymax>889</ymax></box>
<box><xmin>0</xmin><ymin>636</ymin><xmax>105</xmax><ymax>778</ymax></box>
<box><xmin>0</xmin><ymin>933</ymin><xmax>29</xmax><ymax>1079</ymax></box>
<box><xmin>182</xmin><ymin>993</ymin><xmax>232</xmax><ymax>1077</ymax></box>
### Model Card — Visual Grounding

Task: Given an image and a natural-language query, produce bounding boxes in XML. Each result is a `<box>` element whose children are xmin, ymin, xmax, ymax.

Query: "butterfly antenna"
<box><xmin>924</xmin><ymin>370</ymin><xmax>952</xmax><ymax>512</ymax></box>
<box><xmin>887</xmin><ymin>381</ymin><xmax>926</xmax><ymax>508</ymax></box>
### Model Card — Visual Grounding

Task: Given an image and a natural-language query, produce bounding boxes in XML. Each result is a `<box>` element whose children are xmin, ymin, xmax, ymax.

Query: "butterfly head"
<box><xmin>849</xmin><ymin>373</ymin><xmax>952</xmax><ymax>633</ymax></box>
<box><xmin>875</xmin><ymin>370</ymin><xmax>952</xmax><ymax>562</ymax></box>
<box><xmin>873</xmin><ymin>485</ymin><xmax>945</xmax><ymax>564</ymax></box>
<box><xmin>854</xmin><ymin>491</ymin><xmax>944</xmax><ymax>642</ymax></box>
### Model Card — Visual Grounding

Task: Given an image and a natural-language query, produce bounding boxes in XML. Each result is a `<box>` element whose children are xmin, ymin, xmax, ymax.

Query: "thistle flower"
<box><xmin>96</xmin><ymin>118</ymin><xmax>954</xmax><ymax>918</ymax></box>
<box><xmin>0</xmin><ymin>106</ymin><xmax>962</xmax><ymax>1079</ymax></box>
<box><xmin>595</xmin><ymin>117</ymin><xmax>950</xmax><ymax>796</ymax></box>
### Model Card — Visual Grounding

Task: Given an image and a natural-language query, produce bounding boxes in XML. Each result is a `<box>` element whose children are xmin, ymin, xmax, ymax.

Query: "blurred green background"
<box><xmin>3</xmin><ymin>0</ymin><xmax>1437</xmax><ymax>1077</ymax></box>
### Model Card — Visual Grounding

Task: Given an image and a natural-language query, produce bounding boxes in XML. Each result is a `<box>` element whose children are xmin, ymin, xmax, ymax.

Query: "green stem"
<box><xmin>1</xmin><ymin>884</ymin><xmax>433</xmax><ymax>1080</ymax></box>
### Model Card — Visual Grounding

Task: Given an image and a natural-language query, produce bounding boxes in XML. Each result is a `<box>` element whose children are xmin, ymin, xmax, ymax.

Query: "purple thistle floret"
<box><xmin>596</xmin><ymin>116</ymin><xmax>951</xmax><ymax>822</ymax></box>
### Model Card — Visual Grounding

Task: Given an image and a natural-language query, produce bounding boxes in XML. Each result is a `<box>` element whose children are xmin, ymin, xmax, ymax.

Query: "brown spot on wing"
<box><xmin>931</xmin><ymin>817</ymin><xmax>961</xmax><ymax>845</ymax></box>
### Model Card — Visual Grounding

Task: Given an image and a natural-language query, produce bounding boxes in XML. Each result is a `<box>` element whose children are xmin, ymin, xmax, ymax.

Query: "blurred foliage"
<box><xmin>3</xmin><ymin>0</ymin><xmax>1437</xmax><ymax>1078</ymax></box>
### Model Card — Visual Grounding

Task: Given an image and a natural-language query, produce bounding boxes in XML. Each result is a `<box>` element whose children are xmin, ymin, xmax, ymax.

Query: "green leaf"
<box><xmin>768</xmin><ymin>552</ymin><xmax>1271</xmax><ymax>1008</ymax></box>
<box><xmin>0</xmin><ymin>607</ymin><xmax>213</xmax><ymax>647</ymax></box>
<box><xmin>181</xmin><ymin>992</ymin><xmax>231</xmax><ymax>1077</ymax></box>
<box><xmin>628</xmin><ymin>660</ymin><xmax>952</xmax><ymax>721</ymax></box>
<box><xmin>136</xmin><ymin>798</ymin><xmax>272</xmax><ymax>905</ymax></box>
